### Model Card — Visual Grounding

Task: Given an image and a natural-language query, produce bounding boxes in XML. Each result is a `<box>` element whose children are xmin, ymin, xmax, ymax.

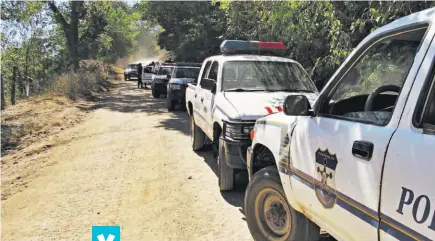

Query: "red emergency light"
<box><xmin>220</xmin><ymin>40</ymin><xmax>286</xmax><ymax>55</ymax></box>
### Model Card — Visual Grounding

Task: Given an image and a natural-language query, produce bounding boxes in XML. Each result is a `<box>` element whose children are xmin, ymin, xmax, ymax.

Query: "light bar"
<box><xmin>220</xmin><ymin>40</ymin><xmax>286</xmax><ymax>55</ymax></box>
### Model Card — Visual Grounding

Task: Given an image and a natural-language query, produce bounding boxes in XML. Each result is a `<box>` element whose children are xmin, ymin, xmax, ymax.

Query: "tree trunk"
<box><xmin>25</xmin><ymin>42</ymin><xmax>30</xmax><ymax>97</ymax></box>
<box><xmin>11</xmin><ymin>66</ymin><xmax>17</xmax><ymax>105</ymax></box>
<box><xmin>1</xmin><ymin>73</ymin><xmax>5</xmax><ymax>110</ymax></box>
<box><xmin>48</xmin><ymin>1</ymin><xmax>80</xmax><ymax>69</ymax></box>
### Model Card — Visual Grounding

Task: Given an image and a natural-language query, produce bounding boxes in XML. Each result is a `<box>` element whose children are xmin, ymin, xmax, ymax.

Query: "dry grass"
<box><xmin>53</xmin><ymin>60</ymin><xmax>114</xmax><ymax>100</ymax></box>
<box><xmin>1</xmin><ymin>95</ymin><xmax>88</xmax><ymax>156</ymax></box>
<box><xmin>1</xmin><ymin>60</ymin><xmax>116</xmax><ymax>155</ymax></box>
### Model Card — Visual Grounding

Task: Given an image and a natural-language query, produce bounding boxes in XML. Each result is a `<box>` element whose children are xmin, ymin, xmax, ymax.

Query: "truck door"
<box><xmin>289</xmin><ymin>25</ymin><xmax>430</xmax><ymax>240</ymax></box>
<box><xmin>202</xmin><ymin>61</ymin><xmax>219</xmax><ymax>137</ymax></box>
<box><xmin>380</xmin><ymin>37</ymin><xmax>435</xmax><ymax>241</ymax></box>
<box><xmin>194</xmin><ymin>60</ymin><xmax>212</xmax><ymax>131</ymax></box>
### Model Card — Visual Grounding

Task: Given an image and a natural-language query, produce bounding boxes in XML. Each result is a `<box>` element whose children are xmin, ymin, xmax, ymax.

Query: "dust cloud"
<box><xmin>116</xmin><ymin>30</ymin><xmax>168</xmax><ymax>67</ymax></box>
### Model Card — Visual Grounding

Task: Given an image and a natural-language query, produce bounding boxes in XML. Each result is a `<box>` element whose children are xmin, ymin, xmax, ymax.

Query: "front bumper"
<box><xmin>168</xmin><ymin>85</ymin><xmax>187</xmax><ymax>103</ymax></box>
<box><xmin>221</xmin><ymin>136</ymin><xmax>251</xmax><ymax>169</ymax></box>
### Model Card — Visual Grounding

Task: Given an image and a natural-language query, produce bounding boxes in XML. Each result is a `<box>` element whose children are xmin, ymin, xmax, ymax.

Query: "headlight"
<box><xmin>224</xmin><ymin>122</ymin><xmax>254</xmax><ymax>140</ymax></box>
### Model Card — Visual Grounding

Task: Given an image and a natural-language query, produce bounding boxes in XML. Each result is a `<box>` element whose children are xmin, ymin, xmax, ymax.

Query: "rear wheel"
<box><xmin>218</xmin><ymin>137</ymin><xmax>235</xmax><ymax>191</ymax></box>
<box><xmin>190</xmin><ymin>116</ymin><xmax>205</xmax><ymax>151</ymax></box>
<box><xmin>245</xmin><ymin>167</ymin><xmax>320</xmax><ymax>241</ymax></box>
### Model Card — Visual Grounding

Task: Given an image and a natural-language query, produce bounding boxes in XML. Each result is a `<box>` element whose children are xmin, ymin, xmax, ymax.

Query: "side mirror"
<box><xmin>283</xmin><ymin>95</ymin><xmax>312</xmax><ymax>116</ymax></box>
<box><xmin>202</xmin><ymin>78</ymin><xmax>217</xmax><ymax>93</ymax></box>
<box><xmin>167</xmin><ymin>74</ymin><xmax>171</xmax><ymax>79</ymax></box>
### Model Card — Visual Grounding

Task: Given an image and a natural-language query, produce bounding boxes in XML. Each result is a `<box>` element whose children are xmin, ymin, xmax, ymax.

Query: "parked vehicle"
<box><xmin>124</xmin><ymin>63</ymin><xmax>138</xmax><ymax>81</ymax></box>
<box><xmin>151</xmin><ymin>64</ymin><xmax>175</xmax><ymax>98</ymax></box>
<box><xmin>185</xmin><ymin>40</ymin><xmax>319</xmax><ymax>191</ymax></box>
<box><xmin>245</xmin><ymin>8</ymin><xmax>435</xmax><ymax>241</ymax></box>
<box><xmin>142</xmin><ymin>66</ymin><xmax>155</xmax><ymax>86</ymax></box>
<box><xmin>166</xmin><ymin>63</ymin><xmax>201</xmax><ymax>111</ymax></box>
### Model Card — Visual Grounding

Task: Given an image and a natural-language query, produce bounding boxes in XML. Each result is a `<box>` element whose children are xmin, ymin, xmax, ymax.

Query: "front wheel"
<box><xmin>152</xmin><ymin>87</ymin><xmax>159</xmax><ymax>98</ymax></box>
<box><xmin>245</xmin><ymin>167</ymin><xmax>320</xmax><ymax>241</ymax></box>
<box><xmin>190</xmin><ymin>116</ymin><xmax>205</xmax><ymax>151</ymax></box>
<box><xmin>218</xmin><ymin>137</ymin><xmax>235</xmax><ymax>191</ymax></box>
<box><xmin>167</xmin><ymin>96</ymin><xmax>175</xmax><ymax>111</ymax></box>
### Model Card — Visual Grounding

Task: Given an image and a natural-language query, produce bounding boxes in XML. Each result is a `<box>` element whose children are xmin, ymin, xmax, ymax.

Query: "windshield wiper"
<box><xmin>266</xmin><ymin>89</ymin><xmax>314</xmax><ymax>93</ymax></box>
<box><xmin>225</xmin><ymin>88</ymin><xmax>267</xmax><ymax>92</ymax></box>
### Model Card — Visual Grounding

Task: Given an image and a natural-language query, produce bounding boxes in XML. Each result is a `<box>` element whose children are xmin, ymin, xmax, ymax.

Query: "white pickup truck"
<box><xmin>185</xmin><ymin>40</ymin><xmax>319</xmax><ymax>191</ymax></box>
<box><xmin>245</xmin><ymin>7</ymin><xmax>435</xmax><ymax>241</ymax></box>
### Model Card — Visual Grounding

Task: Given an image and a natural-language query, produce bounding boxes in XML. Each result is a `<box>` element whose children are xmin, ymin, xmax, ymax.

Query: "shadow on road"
<box><xmin>77</xmin><ymin>81</ymin><xmax>168</xmax><ymax>116</ymax></box>
<box><xmin>195</xmin><ymin>147</ymin><xmax>248</xmax><ymax>220</ymax></box>
<box><xmin>80</xmin><ymin>81</ymin><xmax>336</xmax><ymax>240</ymax></box>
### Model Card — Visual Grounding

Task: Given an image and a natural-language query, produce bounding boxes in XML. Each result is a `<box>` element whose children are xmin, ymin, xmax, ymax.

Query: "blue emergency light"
<box><xmin>220</xmin><ymin>40</ymin><xmax>286</xmax><ymax>55</ymax></box>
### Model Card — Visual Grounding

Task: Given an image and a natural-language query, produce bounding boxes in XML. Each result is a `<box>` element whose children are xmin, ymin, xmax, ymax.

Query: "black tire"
<box><xmin>190</xmin><ymin>116</ymin><xmax>205</xmax><ymax>151</ymax></box>
<box><xmin>245</xmin><ymin>167</ymin><xmax>320</xmax><ymax>241</ymax></box>
<box><xmin>125</xmin><ymin>75</ymin><xmax>129</xmax><ymax>81</ymax></box>
<box><xmin>152</xmin><ymin>87</ymin><xmax>159</xmax><ymax>98</ymax></box>
<box><xmin>167</xmin><ymin>95</ymin><xmax>175</xmax><ymax>111</ymax></box>
<box><xmin>218</xmin><ymin>137</ymin><xmax>235</xmax><ymax>191</ymax></box>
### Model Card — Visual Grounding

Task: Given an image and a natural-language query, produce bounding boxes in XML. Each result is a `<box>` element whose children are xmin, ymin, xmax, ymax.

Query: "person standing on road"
<box><xmin>137</xmin><ymin>63</ymin><xmax>143</xmax><ymax>89</ymax></box>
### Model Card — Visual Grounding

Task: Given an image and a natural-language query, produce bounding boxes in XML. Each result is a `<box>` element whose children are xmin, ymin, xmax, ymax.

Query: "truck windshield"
<box><xmin>173</xmin><ymin>67</ymin><xmax>200</xmax><ymax>78</ymax></box>
<box><xmin>127</xmin><ymin>64</ymin><xmax>136</xmax><ymax>69</ymax></box>
<box><xmin>222</xmin><ymin>61</ymin><xmax>317</xmax><ymax>92</ymax></box>
<box><xmin>158</xmin><ymin>67</ymin><xmax>174</xmax><ymax>75</ymax></box>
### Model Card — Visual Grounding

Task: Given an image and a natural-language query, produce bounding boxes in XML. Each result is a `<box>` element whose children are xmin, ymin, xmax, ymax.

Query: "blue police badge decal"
<box><xmin>314</xmin><ymin>149</ymin><xmax>338</xmax><ymax>209</ymax></box>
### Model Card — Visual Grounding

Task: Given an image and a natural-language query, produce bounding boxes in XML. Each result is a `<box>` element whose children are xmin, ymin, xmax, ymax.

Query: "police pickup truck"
<box><xmin>166</xmin><ymin>63</ymin><xmax>201</xmax><ymax>111</ymax></box>
<box><xmin>151</xmin><ymin>64</ymin><xmax>175</xmax><ymax>98</ymax></box>
<box><xmin>185</xmin><ymin>40</ymin><xmax>318</xmax><ymax>191</ymax></box>
<box><xmin>245</xmin><ymin>8</ymin><xmax>435</xmax><ymax>241</ymax></box>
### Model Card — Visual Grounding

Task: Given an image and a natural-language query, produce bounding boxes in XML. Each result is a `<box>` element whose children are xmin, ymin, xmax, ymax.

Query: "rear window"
<box><xmin>158</xmin><ymin>67</ymin><xmax>175</xmax><ymax>75</ymax></box>
<box><xmin>173</xmin><ymin>67</ymin><xmax>201</xmax><ymax>78</ymax></box>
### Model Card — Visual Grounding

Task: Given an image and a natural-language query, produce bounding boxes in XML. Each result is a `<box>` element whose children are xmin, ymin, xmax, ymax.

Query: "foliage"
<box><xmin>144</xmin><ymin>1</ymin><xmax>435</xmax><ymax>88</ymax></box>
<box><xmin>142</xmin><ymin>1</ymin><xmax>226</xmax><ymax>62</ymax></box>
<box><xmin>1</xmin><ymin>1</ymin><xmax>148</xmax><ymax>103</ymax></box>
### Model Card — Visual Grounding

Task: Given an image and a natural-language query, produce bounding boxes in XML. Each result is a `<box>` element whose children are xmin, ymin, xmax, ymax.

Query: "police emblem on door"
<box><xmin>314</xmin><ymin>149</ymin><xmax>338</xmax><ymax>209</ymax></box>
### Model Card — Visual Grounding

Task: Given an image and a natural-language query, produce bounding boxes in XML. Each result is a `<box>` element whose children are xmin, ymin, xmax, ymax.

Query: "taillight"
<box><xmin>250</xmin><ymin>130</ymin><xmax>255</xmax><ymax>141</ymax></box>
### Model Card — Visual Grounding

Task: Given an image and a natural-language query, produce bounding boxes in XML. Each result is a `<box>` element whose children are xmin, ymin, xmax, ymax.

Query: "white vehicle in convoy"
<box><xmin>245</xmin><ymin>8</ymin><xmax>435</xmax><ymax>241</ymax></box>
<box><xmin>142</xmin><ymin>66</ymin><xmax>155</xmax><ymax>85</ymax></box>
<box><xmin>185</xmin><ymin>40</ymin><xmax>319</xmax><ymax>191</ymax></box>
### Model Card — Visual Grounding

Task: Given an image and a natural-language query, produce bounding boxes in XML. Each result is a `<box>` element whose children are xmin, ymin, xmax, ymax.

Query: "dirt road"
<box><xmin>1</xmin><ymin>81</ymin><xmax>252</xmax><ymax>241</ymax></box>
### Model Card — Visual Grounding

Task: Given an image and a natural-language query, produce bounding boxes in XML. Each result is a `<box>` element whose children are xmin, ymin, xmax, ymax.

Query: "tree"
<box><xmin>47</xmin><ymin>1</ymin><xmax>85</xmax><ymax>69</ymax></box>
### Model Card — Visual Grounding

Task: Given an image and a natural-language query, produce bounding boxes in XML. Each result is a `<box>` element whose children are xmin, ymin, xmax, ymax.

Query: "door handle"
<box><xmin>201</xmin><ymin>97</ymin><xmax>204</xmax><ymax>102</ymax></box>
<box><xmin>352</xmin><ymin>141</ymin><xmax>374</xmax><ymax>160</ymax></box>
<box><xmin>194</xmin><ymin>94</ymin><xmax>197</xmax><ymax>98</ymax></box>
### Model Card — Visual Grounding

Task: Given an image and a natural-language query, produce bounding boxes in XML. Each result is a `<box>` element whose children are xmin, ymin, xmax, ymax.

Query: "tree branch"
<box><xmin>47</xmin><ymin>1</ymin><xmax>69</xmax><ymax>30</ymax></box>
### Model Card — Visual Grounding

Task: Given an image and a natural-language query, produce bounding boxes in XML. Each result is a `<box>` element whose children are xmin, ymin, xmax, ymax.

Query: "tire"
<box><xmin>152</xmin><ymin>87</ymin><xmax>159</xmax><ymax>98</ymax></box>
<box><xmin>245</xmin><ymin>167</ymin><xmax>320</xmax><ymax>241</ymax></box>
<box><xmin>218</xmin><ymin>137</ymin><xmax>235</xmax><ymax>191</ymax></box>
<box><xmin>167</xmin><ymin>95</ymin><xmax>175</xmax><ymax>111</ymax></box>
<box><xmin>190</xmin><ymin>116</ymin><xmax>205</xmax><ymax>151</ymax></box>
<box><xmin>125</xmin><ymin>75</ymin><xmax>129</xmax><ymax>81</ymax></box>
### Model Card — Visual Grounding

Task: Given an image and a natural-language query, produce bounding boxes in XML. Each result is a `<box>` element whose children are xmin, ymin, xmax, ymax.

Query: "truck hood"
<box><xmin>223</xmin><ymin>91</ymin><xmax>318</xmax><ymax>120</ymax></box>
<box><xmin>169</xmin><ymin>78</ymin><xmax>195</xmax><ymax>84</ymax></box>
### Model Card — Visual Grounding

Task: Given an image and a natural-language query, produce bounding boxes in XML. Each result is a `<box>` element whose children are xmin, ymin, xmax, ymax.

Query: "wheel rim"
<box><xmin>254</xmin><ymin>188</ymin><xmax>291</xmax><ymax>241</ymax></box>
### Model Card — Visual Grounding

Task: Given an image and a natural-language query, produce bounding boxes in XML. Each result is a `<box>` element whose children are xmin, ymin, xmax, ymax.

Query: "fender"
<box><xmin>251</xmin><ymin>116</ymin><xmax>302</xmax><ymax>210</ymax></box>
